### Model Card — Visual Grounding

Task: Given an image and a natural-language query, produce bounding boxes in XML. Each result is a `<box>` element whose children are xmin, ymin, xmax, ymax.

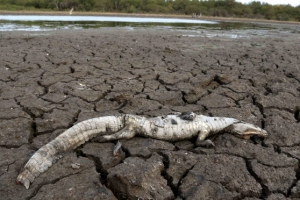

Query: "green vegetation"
<box><xmin>0</xmin><ymin>0</ymin><xmax>299</xmax><ymax>21</ymax></box>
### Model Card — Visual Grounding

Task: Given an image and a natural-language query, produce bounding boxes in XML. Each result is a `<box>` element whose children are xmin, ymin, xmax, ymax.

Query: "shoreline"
<box><xmin>1</xmin><ymin>10</ymin><xmax>300</xmax><ymax>25</ymax></box>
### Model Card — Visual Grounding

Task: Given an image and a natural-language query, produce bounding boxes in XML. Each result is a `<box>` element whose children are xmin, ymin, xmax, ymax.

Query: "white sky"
<box><xmin>236</xmin><ymin>0</ymin><xmax>299</xmax><ymax>7</ymax></box>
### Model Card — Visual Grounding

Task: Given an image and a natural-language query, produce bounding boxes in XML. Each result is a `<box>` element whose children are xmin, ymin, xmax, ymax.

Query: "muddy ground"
<box><xmin>0</xmin><ymin>23</ymin><xmax>299</xmax><ymax>200</ymax></box>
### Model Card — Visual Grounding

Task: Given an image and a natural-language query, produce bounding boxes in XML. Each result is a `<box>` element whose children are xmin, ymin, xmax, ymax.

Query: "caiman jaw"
<box><xmin>229</xmin><ymin>122</ymin><xmax>268</xmax><ymax>139</ymax></box>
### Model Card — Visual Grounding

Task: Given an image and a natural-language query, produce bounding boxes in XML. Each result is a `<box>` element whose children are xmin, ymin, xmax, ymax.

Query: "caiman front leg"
<box><xmin>195</xmin><ymin>129</ymin><xmax>215</xmax><ymax>147</ymax></box>
<box><xmin>179</xmin><ymin>112</ymin><xmax>215</xmax><ymax>147</ymax></box>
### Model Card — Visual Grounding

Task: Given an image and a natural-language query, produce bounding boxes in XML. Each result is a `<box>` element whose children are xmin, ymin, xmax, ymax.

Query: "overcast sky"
<box><xmin>235</xmin><ymin>0</ymin><xmax>299</xmax><ymax>7</ymax></box>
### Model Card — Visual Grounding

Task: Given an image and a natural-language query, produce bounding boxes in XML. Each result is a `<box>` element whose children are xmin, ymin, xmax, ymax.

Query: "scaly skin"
<box><xmin>16</xmin><ymin>112</ymin><xmax>267</xmax><ymax>189</ymax></box>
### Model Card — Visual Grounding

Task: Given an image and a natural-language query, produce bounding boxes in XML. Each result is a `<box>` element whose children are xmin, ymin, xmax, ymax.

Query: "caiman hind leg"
<box><xmin>98</xmin><ymin>124</ymin><xmax>137</xmax><ymax>142</ymax></box>
<box><xmin>96</xmin><ymin>124</ymin><xmax>137</xmax><ymax>156</ymax></box>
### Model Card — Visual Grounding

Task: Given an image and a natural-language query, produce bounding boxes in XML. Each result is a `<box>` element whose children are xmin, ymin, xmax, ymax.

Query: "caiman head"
<box><xmin>226</xmin><ymin>121</ymin><xmax>268</xmax><ymax>140</ymax></box>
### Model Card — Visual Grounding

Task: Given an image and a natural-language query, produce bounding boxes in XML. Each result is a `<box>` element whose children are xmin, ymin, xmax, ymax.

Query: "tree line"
<box><xmin>0</xmin><ymin>0</ymin><xmax>299</xmax><ymax>21</ymax></box>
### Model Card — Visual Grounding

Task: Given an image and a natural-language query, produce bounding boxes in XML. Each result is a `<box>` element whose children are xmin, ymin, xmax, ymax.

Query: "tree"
<box><xmin>0</xmin><ymin>0</ymin><xmax>299</xmax><ymax>21</ymax></box>
<box><xmin>172</xmin><ymin>0</ymin><xmax>189</xmax><ymax>14</ymax></box>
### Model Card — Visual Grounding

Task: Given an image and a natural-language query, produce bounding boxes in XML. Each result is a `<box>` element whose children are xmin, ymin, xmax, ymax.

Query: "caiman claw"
<box><xmin>227</xmin><ymin>121</ymin><xmax>268</xmax><ymax>140</ymax></box>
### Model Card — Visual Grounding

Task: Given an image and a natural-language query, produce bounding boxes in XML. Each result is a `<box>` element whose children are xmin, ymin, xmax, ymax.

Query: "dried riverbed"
<box><xmin>0</xmin><ymin>24</ymin><xmax>300</xmax><ymax>199</ymax></box>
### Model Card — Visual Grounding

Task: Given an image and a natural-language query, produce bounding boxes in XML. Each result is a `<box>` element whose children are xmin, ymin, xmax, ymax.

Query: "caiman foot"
<box><xmin>113</xmin><ymin>141</ymin><xmax>122</xmax><ymax>157</ymax></box>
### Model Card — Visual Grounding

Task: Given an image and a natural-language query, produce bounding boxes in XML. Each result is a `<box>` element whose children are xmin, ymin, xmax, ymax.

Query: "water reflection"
<box><xmin>0</xmin><ymin>15</ymin><xmax>219</xmax><ymax>31</ymax></box>
<box><xmin>0</xmin><ymin>15</ymin><xmax>298</xmax><ymax>34</ymax></box>
<box><xmin>0</xmin><ymin>15</ymin><xmax>216</xmax><ymax>24</ymax></box>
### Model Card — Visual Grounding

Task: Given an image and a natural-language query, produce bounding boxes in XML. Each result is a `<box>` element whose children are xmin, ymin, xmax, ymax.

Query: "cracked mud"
<box><xmin>0</xmin><ymin>24</ymin><xmax>300</xmax><ymax>199</ymax></box>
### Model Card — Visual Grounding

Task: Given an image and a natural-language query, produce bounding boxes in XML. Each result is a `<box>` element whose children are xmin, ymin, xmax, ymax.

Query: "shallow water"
<box><xmin>0</xmin><ymin>15</ymin><xmax>216</xmax><ymax>23</ymax></box>
<box><xmin>0</xmin><ymin>15</ymin><xmax>217</xmax><ymax>31</ymax></box>
<box><xmin>0</xmin><ymin>14</ymin><xmax>274</xmax><ymax>32</ymax></box>
<box><xmin>0</xmin><ymin>15</ymin><xmax>299</xmax><ymax>38</ymax></box>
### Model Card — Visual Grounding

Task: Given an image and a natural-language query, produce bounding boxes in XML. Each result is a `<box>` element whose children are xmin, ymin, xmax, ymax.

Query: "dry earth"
<box><xmin>0</xmin><ymin>23</ymin><xmax>300</xmax><ymax>200</ymax></box>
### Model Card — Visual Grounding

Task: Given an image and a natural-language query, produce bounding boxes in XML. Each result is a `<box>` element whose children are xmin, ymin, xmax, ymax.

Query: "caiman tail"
<box><xmin>17</xmin><ymin>115</ymin><xmax>124</xmax><ymax>189</ymax></box>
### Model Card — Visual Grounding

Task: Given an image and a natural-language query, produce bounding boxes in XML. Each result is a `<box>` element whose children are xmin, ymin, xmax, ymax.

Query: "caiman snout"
<box><xmin>228</xmin><ymin>122</ymin><xmax>268</xmax><ymax>140</ymax></box>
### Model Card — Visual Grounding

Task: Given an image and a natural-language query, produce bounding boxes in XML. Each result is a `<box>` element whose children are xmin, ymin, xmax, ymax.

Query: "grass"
<box><xmin>0</xmin><ymin>4</ymin><xmax>37</xmax><ymax>11</ymax></box>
